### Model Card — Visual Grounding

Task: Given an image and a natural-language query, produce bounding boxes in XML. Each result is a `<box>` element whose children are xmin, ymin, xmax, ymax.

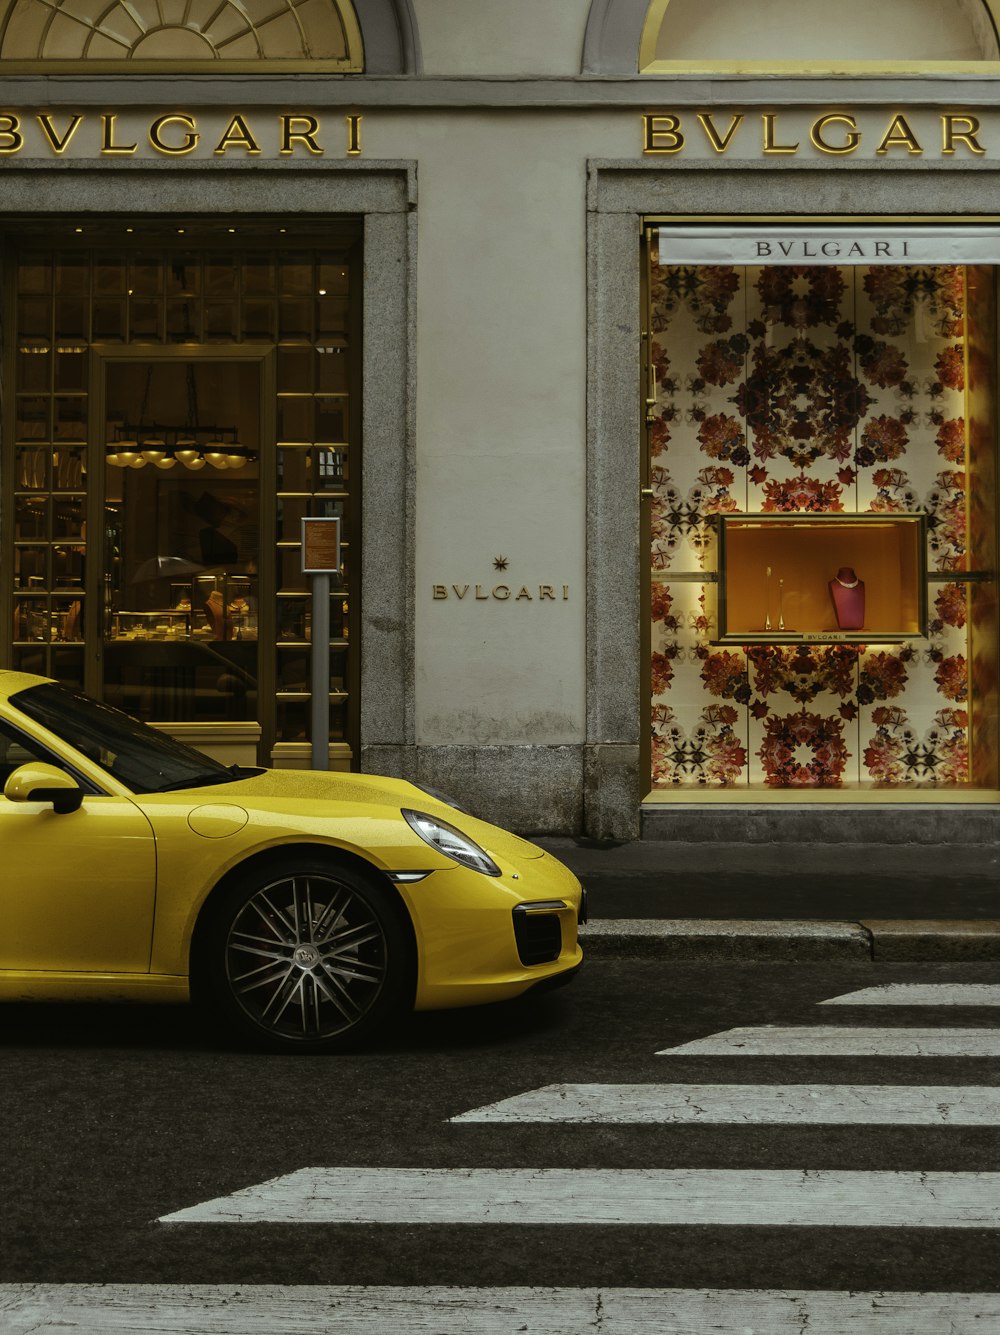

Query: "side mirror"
<box><xmin>4</xmin><ymin>762</ymin><xmax>84</xmax><ymax>814</ymax></box>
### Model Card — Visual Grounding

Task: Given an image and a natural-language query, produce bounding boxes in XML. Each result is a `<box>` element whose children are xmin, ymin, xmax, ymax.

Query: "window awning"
<box><xmin>652</xmin><ymin>226</ymin><xmax>1000</xmax><ymax>266</ymax></box>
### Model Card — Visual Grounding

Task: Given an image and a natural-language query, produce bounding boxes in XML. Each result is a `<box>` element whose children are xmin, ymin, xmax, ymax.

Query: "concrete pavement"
<box><xmin>534</xmin><ymin>837</ymin><xmax>1000</xmax><ymax>962</ymax></box>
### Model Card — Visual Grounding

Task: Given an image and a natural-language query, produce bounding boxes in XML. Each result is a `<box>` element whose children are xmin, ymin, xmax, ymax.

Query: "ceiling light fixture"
<box><xmin>106</xmin><ymin>424</ymin><xmax>253</xmax><ymax>472</ymax></box>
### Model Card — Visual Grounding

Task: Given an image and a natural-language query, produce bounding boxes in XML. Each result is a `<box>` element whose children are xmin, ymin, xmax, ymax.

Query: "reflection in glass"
<box><xmin>55</xmin><ymin>349</ymin><xmax>88</xmax><ymax>392</ymax></box>
<box><xmin>55</xmin><ymin>298</ymin><xmax>86</xmax><ymax>340</ymax></box>
<box><xmin>16</xmin><ymin>397</ymin><xmax>50</xmax><ymax>441</ymax></box>
<box><xmin>15</xmin><ymin>498</ymin><xmax>47</xmax><ymax>539</ymax></box>
<box><xmin>18</xmin><ymin>348</ymin><xmax>50</xmax><ymax>392</ymax></box>
<box><xmin>205</xmin><ymin>303</ymin><xmax>237</xmax><ymax>341</ymax></box>
<box><xmin>7</xmin><ymin>234</ymin><xmax>358</xmax><ymax>762</ymax></box>
<box><xmin>93</xmin><ymin>301</ymin><xmax>125</xmax><ymax>341</ymax></box>
<box><xmin>277</xmin><ymin>396</ymin><xmax>312</xmax><ymax>441</ymax></box>
<box><xmin>103</xmin><ymin>360</ymin><xmax>261</xmax><ymax>724</ymax></box>
<box><xmin>17</xmin><ymin>447</ymin><xmax>49</xmax><ymax>489</ymax></box>
<box><xmin>129</xmin><ymin>300</ymin><xmax>162</xmax><ymax>341</ymax></box>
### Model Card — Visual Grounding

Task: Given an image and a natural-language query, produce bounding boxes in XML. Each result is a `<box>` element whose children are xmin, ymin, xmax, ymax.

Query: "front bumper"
<box><xmin>395</xmin><ymin>850</ymin><xmax>584</xmax><ymax>1012</ymax></box>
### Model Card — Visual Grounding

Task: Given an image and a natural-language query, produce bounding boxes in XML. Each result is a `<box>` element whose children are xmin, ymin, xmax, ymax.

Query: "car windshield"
<box><xmin>10</xmin><ymin>682</ymin><xmax>243</xmax><ymax>794</ymax></box>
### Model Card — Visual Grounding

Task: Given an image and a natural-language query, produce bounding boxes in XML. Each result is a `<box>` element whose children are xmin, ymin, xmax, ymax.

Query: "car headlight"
<box><xmin>402</xmin><ymin>809</ymin><xmax>501</xmax><ymax>877</ymax></box>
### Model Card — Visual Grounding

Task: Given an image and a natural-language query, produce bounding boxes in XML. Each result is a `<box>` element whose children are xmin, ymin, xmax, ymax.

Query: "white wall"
<box><xmin>411</xmin><ymin>0</ymin><xmax>593</xmax><ymax>76</ymax></box>
<box><xmin>370</xmin><ymin>107</ymin><xmax>635</xmax><ymax>745</ymax></box>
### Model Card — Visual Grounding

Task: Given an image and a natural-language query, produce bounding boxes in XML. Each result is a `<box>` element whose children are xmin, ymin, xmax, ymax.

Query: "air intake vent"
<box><xmin>512</xmin><ymin>905</ymin><xmax>563</xmax><ymax>966</ymax></box>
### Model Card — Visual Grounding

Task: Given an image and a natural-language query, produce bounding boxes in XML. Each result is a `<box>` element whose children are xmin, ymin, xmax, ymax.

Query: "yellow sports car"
<box><xmin>0</xmin><ymin>670</ymin><xmax>584</xmax><ymax>1052</ymax></box>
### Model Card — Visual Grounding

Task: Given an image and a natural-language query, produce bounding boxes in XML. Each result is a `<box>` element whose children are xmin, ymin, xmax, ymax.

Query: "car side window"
<box><xmin>0</xmin><ymin>722</ymin><xmax>66</xmax><ymax>787</ymax></box>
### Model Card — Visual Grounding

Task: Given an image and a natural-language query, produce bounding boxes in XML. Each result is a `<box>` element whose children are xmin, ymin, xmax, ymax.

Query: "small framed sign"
<box><xmin>301</xmin><ymin>516</ymin><xmax>342</xmax><ymax>574</ymax></box>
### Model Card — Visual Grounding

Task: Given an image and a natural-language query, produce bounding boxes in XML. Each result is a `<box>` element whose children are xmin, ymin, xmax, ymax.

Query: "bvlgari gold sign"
<box><xmin>643</xmin><ymin>111</ymin><xmax>986</xmax><ymax>157</ymax></box>
<box><xmin>434</xmin><ymin>559</ymin><xmax>569</xmax><ymax>602</ymax></box>
<box><xmin>432</xmin><ymin>584</ymin><xmax>570</xmax><ymax>602</ymax></box>
<box><xmin>0</xmin><ymin>112</ymin><xmax>363</xmax><ymax>157</ymax></box>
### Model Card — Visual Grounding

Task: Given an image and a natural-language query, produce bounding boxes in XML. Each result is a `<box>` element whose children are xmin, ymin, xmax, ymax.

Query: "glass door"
<box><xmin>2</xmin><ymin>225</ymin><xmax>362</xmax><ymax>769</ymax></box>
<box><xmin>99</xmin><ymin>353</ymin><xmax>264</xmax><ymax>729</ymax></box>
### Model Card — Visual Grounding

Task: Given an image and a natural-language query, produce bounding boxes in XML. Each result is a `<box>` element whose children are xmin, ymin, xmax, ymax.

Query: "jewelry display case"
<box><xmin>106</xmin><ymin>574</ymin><xmax>257</xmax><ymax>643</ymax></box>
<box><xmin>712</xmin><ymin>513</ymin><xmax>928</xmax><ymax>644</ymax></box>
<box><xmin>111</xmin><ymin>609</ymin><xmax>190</xmax><ymax>640</ymax></box>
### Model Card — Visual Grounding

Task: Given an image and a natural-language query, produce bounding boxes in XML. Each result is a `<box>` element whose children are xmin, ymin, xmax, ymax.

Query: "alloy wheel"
<box><xmin>224</xmin><ymin>872</ymin><xmax>389</xmax><ymax>1042</ymax></box>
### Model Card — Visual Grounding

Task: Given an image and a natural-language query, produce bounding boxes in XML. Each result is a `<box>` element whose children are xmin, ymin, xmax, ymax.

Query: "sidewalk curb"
<box><xmin>579</xmin><ymin>919</ymin><xmax>1000</xmax><ymax>962</ymax></box>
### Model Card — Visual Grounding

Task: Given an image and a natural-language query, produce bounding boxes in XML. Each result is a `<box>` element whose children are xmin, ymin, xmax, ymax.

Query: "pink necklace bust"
<box><xmin>828</xmin><ymin>566</ymin><xmax>864</xmax><ymax>629</ymax></box>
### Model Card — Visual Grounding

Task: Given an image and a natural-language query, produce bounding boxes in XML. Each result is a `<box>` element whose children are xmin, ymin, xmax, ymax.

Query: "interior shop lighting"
<box><xmin>106</xmin><ymin>424</ymin><xmax>253</xmax><ymax>471</ymax></box>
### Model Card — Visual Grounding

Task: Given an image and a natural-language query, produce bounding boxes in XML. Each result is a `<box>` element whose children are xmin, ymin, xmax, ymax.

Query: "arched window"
<box><xmin>583</xmin><ymin>0</ymin><xmax>1000</xmax><ymax>74</ymax></box>
<box><xmin>0</xmin><ymin>0</ymin><xmax>365</xmax><ymax>70</ymax></box>
<box><xmin>639</xmin><ymin>0</ymin><xmax>1000</xmax><ymax>72</ymax></box>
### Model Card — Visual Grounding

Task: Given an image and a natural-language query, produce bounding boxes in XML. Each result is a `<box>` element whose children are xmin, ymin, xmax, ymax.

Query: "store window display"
<box><xmin>646</xmin><ymin>241</ymin><xmax>997</xmax><ymax>790</ymax></box>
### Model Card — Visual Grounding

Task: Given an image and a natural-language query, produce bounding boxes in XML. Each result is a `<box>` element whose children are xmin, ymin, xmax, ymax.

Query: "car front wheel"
<box><xmin>196</xmin><ymin>857</ymin><xmax>412</xmax><ymax>1053</ymax></box>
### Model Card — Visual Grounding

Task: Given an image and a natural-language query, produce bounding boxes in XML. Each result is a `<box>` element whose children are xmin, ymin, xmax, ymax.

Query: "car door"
<box><xmin>0</xmin><ymin>721</ymin><xmax>156</xmax><ymax>974</ymax></box>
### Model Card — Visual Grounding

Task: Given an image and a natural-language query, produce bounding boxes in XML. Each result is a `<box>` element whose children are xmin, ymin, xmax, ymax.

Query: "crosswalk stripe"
<box><xmin>450</xmin><ymin>1082</ymin><xmax>1000</xmax><ymax>1124</ymax></box>
<box><xmin>656</xmin><ymin>1026</ymin><xmax>1000</xmax><ymax>1056</ymax></box>
<box><xmin>157</xmin><ymin>1167</ymin><xmax>1000</xmax><ymax>1227</ymax></box>
<box><xmin>819</xmin><ymin>984</ymin><xmax>1000</xmax><ymax>1006</ymax></box>
<box><xmin>2</xmin><ymin>1285</ymin><xmax>1000</xmax><ymax>1334</ymax></box>
<box><xmin>3</xmin><ymin>1281</ymin><xmax>993</xmax><ymax>1335</ymax></box>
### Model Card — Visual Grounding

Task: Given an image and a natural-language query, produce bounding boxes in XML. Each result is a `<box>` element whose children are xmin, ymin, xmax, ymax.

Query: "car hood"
<box><xmin>179</xmin><ymin>767</ymin><xmax>547</xmax><ymax>862</ymax></box>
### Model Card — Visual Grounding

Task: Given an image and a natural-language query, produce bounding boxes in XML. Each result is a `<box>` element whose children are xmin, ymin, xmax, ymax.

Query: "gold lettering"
<box><xmin>281</xmin><ymin>114</ymin><xmax>323</xmax><ymax>156</ymax></box>
<box><xmin>696</xmin><ymin>112</ymin><xmax>744</xmax><ymax>154</ymax></box>
<box><xmin>810</xmin><ymin>113</ymin><xmax>861</xmax><ymax>156</ymax></box>
<box><xmin>942</xmin><ymin>113</ymin><xmax>985</xmax><ymax>156</ymax></box>
<box><xmin>0</xmin><ymin>113</ymin><xmax>23</xmax><ymax>155</ymax></box>
<box><xmin>101</xmin><ymin>113</ymin><xmax>137</xmax><ymax>156</ymax></box>
<box><xmin>37</xmin><ymin>113</ymin><xmax>83</xmax><ymax>155</ymax></box>
<box><xmin>346</xmin><ymin>113</ymin><xmax>362</xmax><ymax>156</ymax></box>
<box><xmin>539</xmin><ymin>585</ymin><xmax>555</xmax><ymax>600</ymax></box>
<box><xmin>876</xmin><ymin>113</ymin><xmax>923</xmax><ymax>156</ymax></box>
<box><xmin>149</xmin><ymin>114</ymin><xmax>199</xmax><ymax>156</ymax></box>
<box><xmin>762</xmin><ymin>113</ymin><xmax>798</xmax><ymax>155</ymax></box>
<box><xmin>452</xmin><ymin>584</ymin><xmax>469</xmax><ymax>599</ymax></box>
<box><xmin>214</xmin><ymin>114</ymin><xmax>262</xmax><ymax>156</ymax></box>
<box><xmin>432</xmin><ymin>585</ymin><xmax>447</xmax><ymax>599</ymax></box>
<box><xmin>492</xmin><ymin>585</ymin><xmax>511</xmax><ymax>600</ymax></box>
<box><xmin>516</xmin><ymin>586</ymin><xmax>533</xmax><ymax>601</ymax></box>
<box><xmin>642</xmin><ymin>113</ymin><xmax>684</xmax><ymax>155</ymax></box>
<box><xmin>475</xmin><ymin>585</ymin><xmax>488</xmax><ymax>600</ymax></box>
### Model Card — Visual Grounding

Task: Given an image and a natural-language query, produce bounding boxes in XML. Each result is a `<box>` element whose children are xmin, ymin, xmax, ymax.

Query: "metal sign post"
<box><xmin>301</xmin><ymin>516</ymin><xmax>342</xmax><ymax>771</ymax></box>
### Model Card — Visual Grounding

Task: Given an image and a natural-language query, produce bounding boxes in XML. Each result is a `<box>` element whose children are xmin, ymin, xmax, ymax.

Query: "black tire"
<box><xmin>195</xmin><ymin>856</ymin><xmax>412</xmax><ymax>1053</ymax></box>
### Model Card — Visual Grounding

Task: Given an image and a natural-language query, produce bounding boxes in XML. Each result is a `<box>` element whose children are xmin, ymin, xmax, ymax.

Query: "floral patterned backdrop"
<box><xmin>648</xmin><ymin>260</ymin><xmax>993</xmax><ymax>788</ymax></box>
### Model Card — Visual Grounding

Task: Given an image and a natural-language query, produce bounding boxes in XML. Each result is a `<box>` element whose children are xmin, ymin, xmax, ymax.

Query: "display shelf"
<box><xmin>712</xmin><ymin>513</ymin><xmax>927</xmax><ymax>645</ymax></box>
<box><xmin>111</xmin><ymin>609</ymin><xmax>190</xmax><ymax>640</ymax></box>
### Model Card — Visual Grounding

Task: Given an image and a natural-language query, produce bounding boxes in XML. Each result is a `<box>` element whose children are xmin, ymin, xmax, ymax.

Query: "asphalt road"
<box><xmin>3</xmin><ymin>959</ymin><xmax>1000</xmax><ymax>1314</ymax></box>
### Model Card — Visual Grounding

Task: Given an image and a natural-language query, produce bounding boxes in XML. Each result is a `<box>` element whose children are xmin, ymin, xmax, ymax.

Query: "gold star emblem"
<box><xmin>493</xmin><ymin>556</ymin><xmax>509</xmax><ymax>571</ymax></box>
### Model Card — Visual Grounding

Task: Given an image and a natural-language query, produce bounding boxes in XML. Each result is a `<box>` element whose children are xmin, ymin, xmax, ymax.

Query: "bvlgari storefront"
<box><xmin>0</xmin><ymin>3</ymin><xmax>421</xmax><ymax>775</ymax></box>
<box><xmin>0</xmin><ymin>146</ymin><xmax>414</xmax><ymax>779</ymax></box>
<box><xmin>6</xmin><ymin>0</ymin><xmax>1000</xmax><ymax>853</ymax></box>
<box><xmin>573</xmin><ymin>2</ymin><xmax>1000</xmax><ymax>849</ymax></box>
<box><xmin>589</xmin><ymin>165</ymin><xmax>1000</xmax><ymax>844</ymax></box>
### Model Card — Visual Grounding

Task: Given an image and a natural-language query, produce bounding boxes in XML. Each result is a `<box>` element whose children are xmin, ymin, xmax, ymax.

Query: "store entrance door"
<box><xmin>3</xmin><ymin>225</ymin><xmax>361</xmax><ymax>770</ymax></box>
<box><xmin>98</xmin><ymin>353</ymin><xmax>266</xmax><ymax>749</ymax></box>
